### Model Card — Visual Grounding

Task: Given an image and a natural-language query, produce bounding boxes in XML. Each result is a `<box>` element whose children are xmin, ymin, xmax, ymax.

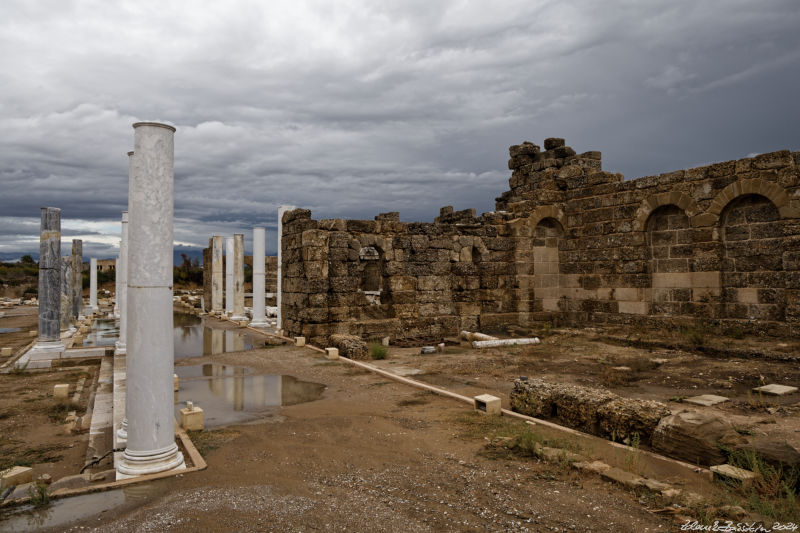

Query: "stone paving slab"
<box><xmin>753</xmin><ymin>384</ymin><xmax>798</xmax><ymax>396</ymax></box>
<box><xmin>684</xmin><ymin>394</ymin><xmax>729</xmax><ymax>406</ymax></box>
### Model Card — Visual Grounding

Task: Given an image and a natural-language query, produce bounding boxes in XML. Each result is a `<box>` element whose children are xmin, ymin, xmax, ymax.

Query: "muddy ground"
<box><xmin>1</xmin><ymin>310</ymin><xmax>798</xmax><ymax>532</ymax></box>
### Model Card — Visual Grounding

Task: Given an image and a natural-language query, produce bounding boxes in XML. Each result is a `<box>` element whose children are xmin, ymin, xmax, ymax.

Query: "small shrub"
<box><xmin>369</xmin><ymin>342</ymin><xmax>387</xmax><ymax>360</ymax></box>
<box><xmin>28</xmin><ymin>480</ymin><xmax>50</xmax><ymax>507</ymax></box>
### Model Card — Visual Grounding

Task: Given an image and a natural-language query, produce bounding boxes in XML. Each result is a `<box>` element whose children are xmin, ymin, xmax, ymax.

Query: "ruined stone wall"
<box><xmin>282</xmin><ymin>138</ymin><xmax>800</xmax><ymax>344</ymax></box>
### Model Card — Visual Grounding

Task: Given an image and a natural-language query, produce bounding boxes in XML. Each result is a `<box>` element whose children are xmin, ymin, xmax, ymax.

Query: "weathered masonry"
<box><xmin>281</xmin><ymin>138</ymin><xmax>800</xmax><ymax>346</ymax></box>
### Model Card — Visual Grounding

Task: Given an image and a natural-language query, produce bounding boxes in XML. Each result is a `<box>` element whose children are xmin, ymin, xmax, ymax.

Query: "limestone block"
<box><xmin>179</xmin><ymin>405</ymin><xmax>204</xmax><ymax>431</ymax></box>
<box><xmin>174</xmin><ymin>373</ymin><xmax>179</xmax><ymax>392</ymax></box>
<box><xmin>710</xmin><ymin>464</ymin><xmax>759</xmax><ymax>486</ymax></box>
<box><xmin>753</xmin><ymin>384</ymin><xmax>797</xmax><ymax>396</ymax></box>
<box><xmin>294</xmin><ymin>336</ymin><xmax>306</xmax><ymax>347</ymax></box>
<box><xmin>1</xmin><ymin>347</ymin><xmax>12</xmax><ymax>357</ymax></box>
<box><xmin>28</xmin><ymin>330</ymin><xmax>37</xmax><ymax>337</ymax></box>
<box><xmin>1</xmin><ymin>465</ymin><xmax>33</xmax><ymax>489</ymax></box>
<box><xmin>325</xmin><ymin>347</ymin><xmax>339</xmax><ymax>360</ymax></box>
<box><xmin>474</xmin><ymin>394</ymin><xmax>501</xmax><ymax>415</ymax></box>
<box><xmin>53</xmin><ymin>383</ymin><xmax>70</xmax><ymax>404</ymax></box>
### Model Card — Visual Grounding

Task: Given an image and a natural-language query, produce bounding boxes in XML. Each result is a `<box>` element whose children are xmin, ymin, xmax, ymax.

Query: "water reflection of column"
<box><xmin>233</xmin><ymin>334</ymin><xmax>244</xmax><ymax>352</ymax></box>
<box><xmin>211</xmin><ymin>364</ymin><xmax>223</xmax><ymax>395</ymax></box>
<box><xmin>225</xmin><ymin>237</ymin><xmax>234</xmax><ymax>316</ymax></box>
<box><xmin>264</xmin><ymin>375</ymin><xmax>282</xmax><ymax>407</ymax></box>
<box><xmin>211</xmin><ymin>329</ymin><xmax>223</xmax><ymax>355</ymax></box>
<box><xmin>234</xmin><ymin>367</ymin><xmax>245</xmax><ymax>411</ymax></box>
<box><xmin>202</xmin><ymin>327</ymin><xmax>212</xmax><ymax>356</ymax></box>
<box><xmin>253</xmin><ymin>375</ymin><xmax>266</xmax><ymax>408</ymax></box>
<box><xmin>249</xmin><ymin>227</ymin><xmax>267</xmax><ymax>327</ymax></box>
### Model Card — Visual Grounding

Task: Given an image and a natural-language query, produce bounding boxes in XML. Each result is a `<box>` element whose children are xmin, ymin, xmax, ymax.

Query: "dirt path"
<box><xmin>53</xmin><ymin>345</ymin><xmax>670</xmax><ymax>532</ymax></box>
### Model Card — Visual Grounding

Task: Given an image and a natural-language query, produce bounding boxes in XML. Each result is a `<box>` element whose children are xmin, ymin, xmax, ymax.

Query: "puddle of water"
<box><xmin>80</xmin><ymin>319</ymin><xmax>118</xmax><ymax>347</ymax></box>
<box><xmin>0</xmin><ymin>327</ymin><xmax>21</xmax><ymax>334</ymax></box>
<box><xmin>0</xmin><ymin>483</ymin><xmax>162</xmax><ymax>533</ymax></box>
<box><xmin>175</xmin><ymin>364</ymin><xmax>325</xmax><ymax>427</ymax></box>
<box><xmin>173</xmin><ymin>312</ymin><xmax>254</xmax><ymax>359</ymax></box>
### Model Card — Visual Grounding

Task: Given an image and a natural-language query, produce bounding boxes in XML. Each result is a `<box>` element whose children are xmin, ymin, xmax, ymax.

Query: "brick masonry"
<box><xmin>281</xmin><ymin>138</ymin><xmax>800</xmax><ymax>345</ymax></box>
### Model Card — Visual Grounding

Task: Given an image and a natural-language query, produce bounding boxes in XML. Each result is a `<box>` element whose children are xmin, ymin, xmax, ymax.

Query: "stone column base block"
<box><xmin>116</xmin><ymin>442</ymin><xmax>185</xmax><ymax>479</ymax></box>
<box><xmin>248</xmin><ymin>319</ymin><xmax>269</xmax><ymax>328</ymax></box>
<box><xmin>180</xmin><ymin>406</ymin><xmax>204</xmax><ymax>431</ymax></box>
<box><xmin>54</xmin><ymin>383</ymin><xmax>70</xmax><ymax>403</ymax></box>
<box><xmin>232</xmin><ymin>317</ymin><xmax>248</xmax><ymax>325</ymax></box>
<box><xmin>294</xmin><ymin>336</ymin><xmax>306</xmax><ymax>347</ymax></box>
<box><xmin>474</xmin><ymin>394</ymin><xmax>502</xmax><ymax>415</ymax></box>
<box><xmin>1</xmin><ymin>466</ymin><xmax>33</xmax><ymax>490</ymax></box>
<box><xmin>0</xmin><ymin>347</ymin><xmax>12</xmax><ymax>357</ymax></box>
<box><xmin>325</xmin><ymin>347</ymin><xmax>339</xmax><ymax>360</ymax></box>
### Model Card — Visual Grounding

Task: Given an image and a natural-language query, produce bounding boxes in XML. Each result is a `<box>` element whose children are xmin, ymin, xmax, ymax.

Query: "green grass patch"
<box><xmin>369</xmin><ymin>342</ymin><xmax>387</xmax><ymax>360</ymax></box>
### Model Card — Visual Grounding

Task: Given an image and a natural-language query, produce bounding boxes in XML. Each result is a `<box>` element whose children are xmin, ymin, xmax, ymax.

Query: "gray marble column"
<box><xmin>277</xmin><ymin>205</ymin><xmax>295</xmax><ymax>330</ymax></box>
<box><xmin>231</xmin><ymin>233</ymin><xmax>247</xmax><ymax>321</ymax></box>
<box><xmin>89</xmin><ymin>258</ymin><xmax>98</xmax><ymax>313</ymax></box>
<box><xmin>115</xmin><ymin>210</ymin><xmax>129</xmax><ymax>356</ymax></box>
<box><xmin>249</xmin><ymin>226</ymin><xmax>267</xmax><ymax>327</ymax></box>
<box><xmin>225</xmin><ymin>236</ymin><xmax>234</xmax><ymax>316</ymax></box>
<box><xmin>60</xmin><ymin>257</ymin><xmax>73</xmax><ymax>330</ymax></box>
<box><xmin>116</xmin><ymin>122</ymin><xmax>184</xmax><ymax>479</ymax></box>
<box><xmin>211</xmin><ymin>235</ymin><xmax>223</xmax><ymax>313</ymax></box>
<box><xmin>32</xmin><ymin>207</ymin><xmax>64</xmax><ymax>352</ymax></box>
<box><xmin>71</xmin><ymin>239</ymin><xmax>83</xmax><ymax>319</ymax></box>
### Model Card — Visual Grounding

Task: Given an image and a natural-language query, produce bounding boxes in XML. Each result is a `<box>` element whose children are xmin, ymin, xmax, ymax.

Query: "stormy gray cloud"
<box><xmin>1</xmin><ymin>0</ymin><xmax>798</xmax><ymax>260</ymax></box>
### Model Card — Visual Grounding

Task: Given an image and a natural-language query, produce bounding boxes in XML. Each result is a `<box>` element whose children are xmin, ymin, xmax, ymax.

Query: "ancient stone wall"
<box><xmin>281</xmin><ymin>138</ymin><xmax>800</xmax><ymax>345</ymax></box>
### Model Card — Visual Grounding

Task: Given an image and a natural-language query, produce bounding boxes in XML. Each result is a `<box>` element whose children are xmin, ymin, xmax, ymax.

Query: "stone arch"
<box><xmin>633</xmin><ymin>192</ymin><xmax>700</xmax><ymax>232</ymax></box>
<box><xmin>709</xmin><ymin>179</ymin><xmax>794</xmax><ymax>220</ymax></box>
<box><xmin>509</xmin><ymin>205</ymin><xmax>567</xmax><ymax>238</ymax></box>
<box><xmin>533</xmin><ymin>217</ymin><xmax>565</xmax><ymax>312</ymax></box>
<box><xmin>719</xmin><ymin>194</ymin><xmax>785</xmax><ymax>322</ymax></box>
<box><xmin>644</xmin><ymin>205</ymin><xmax>692</xmax><ymax>316</ymax></box>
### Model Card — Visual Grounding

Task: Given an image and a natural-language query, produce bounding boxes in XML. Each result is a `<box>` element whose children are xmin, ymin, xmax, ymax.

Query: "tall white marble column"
<box><xmin>249</xmin><ymin>227</ymin><xmax>267</xmax><ymax>327</ymax></box>
<box><xmin>113</xmin><ymin>258</ymin><xmax>120</xmax><ymax>318</ymax></box>
<box><xmin>116</xmin><ymin>122</ymin><xmax>184</xmax><ymax>479</ymax></box>
<box><xmin>71</xmin><ymin>239</ymin><xmax>84</xmax><ymax>319</ymax></box>
<box><xmin>225</xmin><ymin>236</ymin><xmax>234</xmax><ymax>317</ymax></box>
<box><xmin>115</xmin><ymin>210</ymin><xmax>129</xmax><ymax>356</ymax></box>
<box><xmin>89</xmin><ymin>258</ymin><xmax>98</xmax><ymax>313</ymax></box>
<box><xmin>231</xmin><ymin>233</ymin><xmax>247</xmax><ymax>321</ymax></box>
<box><xmin>31</xmin><ymin>207</ymin><xmax>64</xmax><ymax>354</ymax></box>
<box><xmin>210</xmin><ymin>235</ymin><xmax>223</xmax><ymax>313</ymax></box>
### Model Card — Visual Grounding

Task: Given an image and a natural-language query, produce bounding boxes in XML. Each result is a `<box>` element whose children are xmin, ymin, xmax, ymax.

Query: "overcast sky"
<box><xmin>1</xmin><ymin>0</ymin><xmax>798</xmax><ymax>260</ymax></box>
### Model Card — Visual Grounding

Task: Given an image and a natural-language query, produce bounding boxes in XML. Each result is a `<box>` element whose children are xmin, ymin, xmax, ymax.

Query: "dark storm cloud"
<box><xmin>1</xmin><ymin>0</ymin><xmax>798</xmax><ymax>258</ymax></box>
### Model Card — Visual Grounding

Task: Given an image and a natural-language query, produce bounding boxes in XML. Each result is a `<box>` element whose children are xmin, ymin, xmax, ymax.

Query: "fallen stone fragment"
<box><xmin>599</xmin><ymin>467</ymin><xmax>645</xmax><ymax>489</ymax></box>
<box><xmin>651</xmin><ymin>410</ymin><xmax>745</xmax><ymax>466</ymax></box>
<box><xmin>753</xmin><ymin>384</ymin><xmax>798</xmax><ymax>396</ymax></box>
<box><xmin>572</xmin><ymin>461</ymin><xmax>611</xmax><ymax>474</ymax></box>
<box><xmin>684</xmin><ymin>394</ymin><xmax>729</xmax><ymax>407</ymax></box>
<box><xmin>710</xmin><ymin>464</ymin><xmax>759</xmax><ymax>486</ymax></box>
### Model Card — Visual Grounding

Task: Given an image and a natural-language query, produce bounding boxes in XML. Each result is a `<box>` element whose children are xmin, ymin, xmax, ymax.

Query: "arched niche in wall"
<box><xmin>532</xmin><ymin>217</ymin><xmax>564</xmax><ymax>312</ymax></box>
<box><xmin>719</xmin><ymin>194</ymin><xmax>784</xmax><ymax>322</ymax></box>
<box><xmin>359</xmin><ymin>246</ymin><xmax>381</xmax><ymax>292</ymax></box>
<box><xmin>645</xmin><ymin>205</ymin><xmax>692</xmax><ymax>316</ymax></box>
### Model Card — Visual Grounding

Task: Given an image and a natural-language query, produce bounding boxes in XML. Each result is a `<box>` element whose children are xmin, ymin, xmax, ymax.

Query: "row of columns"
<box><xmin>208</xmin><ymin>225</ymin><xmax>272</xmax><ymax>327</ymax></box>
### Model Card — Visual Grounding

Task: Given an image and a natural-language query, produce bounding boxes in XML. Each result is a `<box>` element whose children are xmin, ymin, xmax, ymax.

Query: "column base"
<box><xmin>90</xmin><ymin>306</ymin><xmax>99</xmax><ymax>313</ymax></box>
<box><xmin>248</xmin><ymin>319</ymin><xmax>269</xmax><ymax>328</ymax></box>
<box><xmin>114</xmin><ymin>341</ymin><xmax>127</xmax><ymax>356</ymax></box>
<box><xmin>29</xmin><ymin>340</ymin><xmax>66</xmax><ymax>354</ymax></box>
<box><xmin>230</xmin><ymin>315</ymin><xmax>248</xmax><ymax>322</ymax></box>
<box><xmin>115</xmin><ymin>442</ymin><xmax>185</xmax><ymax>479</ymax></box>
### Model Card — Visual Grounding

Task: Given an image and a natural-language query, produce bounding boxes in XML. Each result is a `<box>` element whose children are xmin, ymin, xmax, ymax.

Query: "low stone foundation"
<box><xmin>509</xmin><ymin>378</ymin><xmax>671</xmax><ymax>443</ymax></box>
